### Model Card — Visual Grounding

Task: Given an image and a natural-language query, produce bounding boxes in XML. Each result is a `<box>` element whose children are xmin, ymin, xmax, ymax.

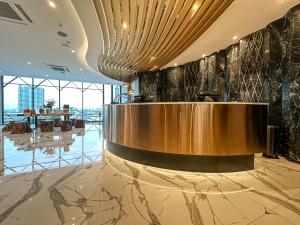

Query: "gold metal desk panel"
<box><xmin>104</xmin><ymin>103</ymin><xmax>268</xmax><ymax>156</ymax></box>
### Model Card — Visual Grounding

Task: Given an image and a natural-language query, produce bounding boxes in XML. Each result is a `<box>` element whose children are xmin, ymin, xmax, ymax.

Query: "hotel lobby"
<box><xmin>0</xmin><ymin>0</ymin><xmax>300</xmax><ymax>224</ymax></box>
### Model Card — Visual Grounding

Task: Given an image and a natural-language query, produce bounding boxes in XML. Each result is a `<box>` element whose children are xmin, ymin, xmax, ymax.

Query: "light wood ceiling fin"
<box><xmin>92</xmin><ymin>0</ymin><xmax>233</xmax><ymax>81</ymax></box>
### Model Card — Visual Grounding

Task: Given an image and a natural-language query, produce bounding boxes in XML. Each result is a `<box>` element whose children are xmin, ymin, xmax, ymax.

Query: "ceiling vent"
<box><xmin>0</xmin><ymin>1</ymin><xmax>32</xmax><ymax>24</ymax></box>
<box><xmin>45</xmin><ymin>64</ymin><xmax>70</xmax><ymax>74</ymax></box>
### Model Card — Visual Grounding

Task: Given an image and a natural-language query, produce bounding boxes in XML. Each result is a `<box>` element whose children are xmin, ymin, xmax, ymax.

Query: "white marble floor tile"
<box><xmin>0</xmin><ymin>127</ymin><xmax>300</xmax><ymax>225</ymax></box>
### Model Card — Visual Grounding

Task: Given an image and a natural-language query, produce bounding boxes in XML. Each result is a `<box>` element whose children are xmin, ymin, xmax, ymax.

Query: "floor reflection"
<box><xmin>0</xmin><ymin>123</ymin><xmax>103</xmax><ymax>175</ymax></box>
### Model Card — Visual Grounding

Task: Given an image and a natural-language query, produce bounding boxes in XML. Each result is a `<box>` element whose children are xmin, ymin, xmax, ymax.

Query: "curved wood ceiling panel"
<box><xmin>92</xmin><ymin>0</ymin><xmax>233</xmax><ymax>81</ymax></box>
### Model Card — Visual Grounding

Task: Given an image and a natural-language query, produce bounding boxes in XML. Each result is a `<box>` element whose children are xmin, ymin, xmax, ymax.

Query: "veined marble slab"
<box><xmin>0</xmin><ymin>150</ymin><xmax>299</xmax><ymax>225</ymax></box>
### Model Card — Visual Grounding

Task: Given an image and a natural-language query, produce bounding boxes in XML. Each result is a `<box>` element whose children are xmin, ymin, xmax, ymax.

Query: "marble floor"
<box><xmin>0</xmin><ymin>126</ymin><xmax>300</xmax><ymax>225</ymax></box>
<box><xmin>0</xmin><ymin>124</ymin><xmax>103</xmax><ymax>175</ymax></box>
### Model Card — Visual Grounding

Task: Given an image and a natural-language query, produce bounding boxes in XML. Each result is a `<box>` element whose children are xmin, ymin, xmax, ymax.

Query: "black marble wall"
<box><xmin>285</xmin><ymin>5</ymin><xmax>300</xmax><ymax>161</ymax></box>
<box><xmin>139</xmin><ymin>71</ymin><xmax>162</xmax><ymax>102</ymax></box>
<box><xmin>138</xmin><ymin>4</ymin><xmax>300</xmax><ymax>161</ymax></box>
<box><xmin>226</xmin><ymin>44</ymin><xmax>240</xmax><ymax>101</ymax></box>
<box><xmin>183</xmin><ymin>61</ymin><xmax>201</xmax><ymax>101</ymax></box>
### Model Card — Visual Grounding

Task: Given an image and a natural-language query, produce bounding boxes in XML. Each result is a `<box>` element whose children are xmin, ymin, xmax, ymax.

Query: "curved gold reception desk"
<box><xmin>104</xmin><ymin>102</ymin><xmax>268</xmax><ymax>172</ymax></box>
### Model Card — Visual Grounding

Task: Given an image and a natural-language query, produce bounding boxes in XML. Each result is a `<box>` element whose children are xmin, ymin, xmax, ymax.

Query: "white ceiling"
<box><xmin>0</xmin><ymin>0</ymin><xmax>120</xmax><ymax>84</ymax></box>
<box><xmin>164</xmin><ymin>0</ymin><xmax>300</xmax><ymax>68</ymax></box>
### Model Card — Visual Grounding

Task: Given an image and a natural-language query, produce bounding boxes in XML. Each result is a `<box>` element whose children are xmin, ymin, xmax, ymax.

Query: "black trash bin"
<box><xmin>264</xmin><ymin>125</ymin><xmax>280</xmax><ymax>158</ymax></box>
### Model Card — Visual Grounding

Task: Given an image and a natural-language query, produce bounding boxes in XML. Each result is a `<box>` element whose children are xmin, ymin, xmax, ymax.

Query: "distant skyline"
<box><xmin>18</xmin><ymin>85</ymin><xmax>44</xmax><ymax>111</ymax></box>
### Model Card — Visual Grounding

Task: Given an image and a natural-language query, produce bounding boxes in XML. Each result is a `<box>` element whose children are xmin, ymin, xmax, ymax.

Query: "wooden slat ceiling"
<box><xmin>92</xmin><ymin>0</ymin><xmax>233</xmax><ymax>81</ymax></box>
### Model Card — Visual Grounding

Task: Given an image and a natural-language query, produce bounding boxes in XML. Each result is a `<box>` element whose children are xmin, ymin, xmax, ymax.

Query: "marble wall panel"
<box><xmin>239</xmin><ymin>30</ymin><xmax>266</xmax><ymax>102</ymax></box>
<box><xmin>137</xmin><ymin>3</ymin><xmax>300</xmax><ymax>161</ymax></box>
<box><xmin>166</xmin><ymin>66</ymin><xmax>185</xmax><ymax>101</ymax></box>
<box><xmin>139</xmin><ymin>71</ymin><xmax>161</xmax><ymax>102</ymax></box>
<box><xmin>183</xmin><ymin>61</ymin><xmax>200</xmax><ymax>101</ymax></box>
<box><xmin>226</xmin><ymin>44</ymin><xmax>240</xmax><ymax>101</ymax></box>
<box><xmin>285</xmin><ymin>5</ymin><xmax>300</xmax><ymax>161</ymax></box>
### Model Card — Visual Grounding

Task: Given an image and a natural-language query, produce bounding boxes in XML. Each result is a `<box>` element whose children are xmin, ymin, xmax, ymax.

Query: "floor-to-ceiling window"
<box><xmin>104</xmin><ymin>84</ymin><xmax>112</xmax><ymax>105</ymax></box>
<box><xmin>3</xmin><ymin>76</ymin><xmax>33</xmax><ymax>124</ymax></box>
<box><xmin>121</xmin><ymin>85</ymin><xmax>129</xmax><ymax>103</ymax></box>
<box><xmin>60</xmin><ymin>81</ymin><xmax>83</xmax><ymax>119</ymax></box>
<box><xmin>82</xmin><ymin>83</ymin><xmax>103</xmax><ymax>122</ymax></box>
<box><xmin>112</xmin><ymin>85</ymin><xmax>121</xmax><ymax>103</ymax></box>
<box><xmin>33</xmin><ymin>78</ymin><xmax>59</xmax><ymax>111</ymax></box>
<box><xmin>1</xmin><ymin>75</ymin><xmax>120</xmax><ymax>124</ymax></box>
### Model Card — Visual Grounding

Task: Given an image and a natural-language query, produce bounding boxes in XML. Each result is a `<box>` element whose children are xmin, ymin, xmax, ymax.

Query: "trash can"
<box><xmin>265</xmin><ymin>125</ymin><xmax>280</xmax><ymax>157</ymax></box>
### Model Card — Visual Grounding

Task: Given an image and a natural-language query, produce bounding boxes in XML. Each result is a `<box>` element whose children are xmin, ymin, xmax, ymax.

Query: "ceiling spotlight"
<box><xmin>71</xmin><ymin>49</ymin><xmax>75</xmax><ymax>53</ymax></box>
<box><xmin>48</xmin><ymin>1</ymin><xmax>56</xmax><ymax>8</ymax></box>
<box><xmin>27</xmin><ymin>62</ymin><xmax>32</xmax><ymax>65</ymax></box>
<box><xmin>174</xmin><ymin>63</ymin><xmax>178</xmax><ymax>66</ymax></box>
<box><xmin>192</xmin><ymin>3</ymin><xmax>200</xmax><ymax>11</ymax></box>
<box><xmin>233</xmin><ymin>35</ymin><xmax>238</xmax><ymax>40</ymax></box>
<box><xmin>150</xmin><ymin>56</ymin><xmax>156</xmax><ymax>61</ymax></box>
<box><xmin>122</xmin><ymin>22</ymin><xmax>128</xmax><ymax>29</ymax></box>
<box><xmin>80</xmin><ymin>68</ymin><xmax>83</xmax><ymax>71</ymax></box>
<box><xmin>202</xmin><ymin>54</ymin><xmax>206</xmax><ymax>58</ymax></box>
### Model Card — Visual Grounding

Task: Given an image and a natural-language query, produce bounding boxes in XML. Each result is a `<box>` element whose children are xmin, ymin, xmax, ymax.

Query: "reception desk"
<box><xmin>104</xmin><ymin>102</ymin><xmax>268</xmax><ymax>172</ymax></box>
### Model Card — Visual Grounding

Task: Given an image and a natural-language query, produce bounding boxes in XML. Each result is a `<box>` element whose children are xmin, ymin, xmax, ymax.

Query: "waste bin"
<box><xmin>266</xmin><ymin>125</ymin><xmax>280</xmax><ymax>157</ymax></box>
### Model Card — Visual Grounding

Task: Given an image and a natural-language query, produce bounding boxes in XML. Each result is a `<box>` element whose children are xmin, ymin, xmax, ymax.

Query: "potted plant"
<box><xmin>45</xmin><ymin>99</ymin><xmax>56</xmax><ymax>113</ymax></box>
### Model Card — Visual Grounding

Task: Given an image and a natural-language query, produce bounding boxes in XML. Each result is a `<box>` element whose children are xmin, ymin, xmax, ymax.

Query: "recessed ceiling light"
<box><xmin>174</xmin><ymin>63</ymin><xmax>178</xmax><ymax>66</ymax></box>
<box><xmin>48</xmin><ymin>1</ymin><xmax>56</xmax><ymax>8</ymax></box>
<box><xmin>122</xmin><ymin>22</ymin><xmax>128</xmax><ymax>29</ymax></box>
<box><xmin>202</xmin><ymin>54</ymin><xmax>206</xmax><ymax>58</ymax></box>
<box><xmin>233</xmin><ymin>35</ymin><xmax>238</xmax><ymax>40</ymax></box>
<box><xmin>27</xmin><ymin>62</ymin><xmax>32</xmax><ymax>65</ymax></box>
<box><xmin>79</xmin><ymin>68</ymin><xmax>83</xmax><ymax>71</ymax></box>
<box><xmin>71</xmin><ymin>49</ymin><xmax>75</xmax><ymax>53</ymax></box>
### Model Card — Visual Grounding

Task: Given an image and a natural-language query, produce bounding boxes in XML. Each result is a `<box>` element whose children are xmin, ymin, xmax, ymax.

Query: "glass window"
<box><xmin>104</xmin><ymin>84</ymin><xmax>112</xmax><ymax>105</ymax></box>
<box><xmin>121</xmin><ymin>86</ymin><xmax>129</xmax><ymax>103</ymax></box>
<box><xmin>112</xmin><ymin>85</ymin><xmax>121</xmax><ymax>103</ymax></box>
<box><xmin>83</xmin><ymin>83</ymin><xmax>103</xmax><ymax>122</ymax></box>
<box><xmin>2</xmin><ymin>76</ymin><xmax>118</xmax><ymax>124</ymax></box>
<box><xmin>3</xmin><ymin>75</ymin><xmax>16</xmax><ymax>84</ymax></box>
<box><xmin>3</xmin><ymin>76</ymin><xmax>33</xmax><ymax>123</ymax></box>
<box><xmin>35</xmin><ymin>79</ymin><xmax>59</xmax><ymax>111</ymax></box>
<box><xmin>60</xmin><ymin>83</ymin><xmax>82</xmax><ymax>119</ymax></box>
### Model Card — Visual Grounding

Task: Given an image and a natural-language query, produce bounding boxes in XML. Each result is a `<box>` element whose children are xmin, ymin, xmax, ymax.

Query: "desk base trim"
<box><xmin>107</xmin><ymin>142</ymin><xmax>254</xmax><ymax>172</ymax></box>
